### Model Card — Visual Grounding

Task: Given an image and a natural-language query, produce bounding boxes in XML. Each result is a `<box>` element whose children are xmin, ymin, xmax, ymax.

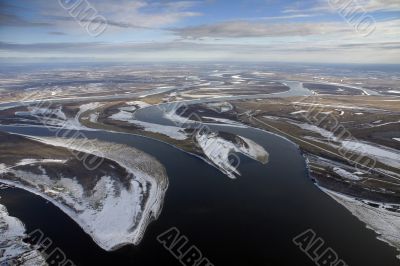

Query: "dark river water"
<box><xmin>0</xmin><ymin>125</ymin><xmax>398</xmax><ymax>266</ymax></box>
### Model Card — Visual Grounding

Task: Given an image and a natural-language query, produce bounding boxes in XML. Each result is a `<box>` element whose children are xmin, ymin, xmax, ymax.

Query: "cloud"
<box><xmin>0</xmin><ymin>0</ymin><xmax>202</xmax><ymax>30</ymax></box>
<box><xmin>96</xmin><ymin>0</ymin><xmax>202</xmax><ymax>29</ymax></box>
<box><xmin>0</xmin><ymin>13</ymin><xmax>52</xmax><ymax>27</ymax></box>
<box><xmin>284</xmin><ymin>0</ymin><xmax>400</xmax><ymax>14</ymax></box>
<box><xmin>1</xmin><ymin>40</ymin><xmax>398</xmax><ymax>53</ymax></box>
<box><xmin>357</xmin><ymin>0</ymin><xmax>400</xmax><ymax>12</ymax></box>
<box><xmin>338</xmin><ymin>41</ymin><xmax>400</xmax><ymax>49</ymax></box>
<box><xmin>259</xmin><ymin>14</ymin><xmax>316</xmax><ymax>20</ymax></box>
<box><xmin>48</xmin><ymin>31</ymin><xmax>67</xmax><ymax>35</ymax></box>
<box><xmin>0</xmin><ymin>0</ymin><xmax>399</xmax><ymax>64</ymax></box>
<box><xmin>51</xmin><ymin>0</ymin><xmax>202</xmax><ymax>29</ymax></box>
<box><xmin>171</xmin><ymin>20</ymin><xmax>351</xmax><ymax>39</ymax></box>
<box><xmin>0</xmin><ymin>40</ymin><xmax>399</xmax><ymax>63</ymax></box>
<box><xmin>0</xmin><ymin>2</ymin><xmax>52</xmax><ymax>27</ymax></box>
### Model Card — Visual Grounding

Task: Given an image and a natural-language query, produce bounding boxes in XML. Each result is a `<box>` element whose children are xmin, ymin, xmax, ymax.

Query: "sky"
<box><xmin>0</xmin><ymin>0</ymin><xmax>399</xmax><ymax>63</ymax></box>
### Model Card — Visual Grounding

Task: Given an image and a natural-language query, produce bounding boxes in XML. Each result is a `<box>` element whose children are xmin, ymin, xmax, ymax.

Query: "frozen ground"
<box><xmin>110</xmin><ymin>108</ymin><xmax>187</xmax><ymax>140</ymax></box>
<box><xmin>204</xmin><ymin>102</ymin><xmax>233</xmax><ymax>113</ymax></box>
<box><xmin>288</xmin><ymin>120</ymin><xmax>400</xmax><ymax>169</ymax></box>
<box><xmin>306</xmin><ymin>154</ymin><xmax>367</xmax><ymax>182</ymax></box>
<box><xmin>0</xmin><ymin>203</ymin><xmax>47</xmax><ymax>265</ymax></box>
<box><xmin>0</xmin><ymin>137</ymin><xmax>168</xmax><ymax>251</ymax></box>
<box><xmin>162</xmin><ymin>107</ymin><xmax>247</xmax><ymax>128</ymax></box>
<box><xmin>322</xmin><ymin>188</ymin><xmax>400</xmax><ymax>259</ymax></box>
<box><xmin>202</xmin><ymin>116</ymin><xmax>247</xmax><ymax>127</ymax></box>
<box><xmin>15</xmin><ymin>102</ymin><xmax>104</xmax><ymax>131</ymax></box>
<box><xmin>196</xmin><ymin>132</ymin><xmax>269</xmax><ymax>179</ymax></box>
<box><xmin>333</xmin><ymin>166</ymin><xmax>364</xmax><ymax>181</ymax></box>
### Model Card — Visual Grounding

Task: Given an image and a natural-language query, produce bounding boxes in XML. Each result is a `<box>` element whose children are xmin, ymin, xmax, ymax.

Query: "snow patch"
<box><xmin>111</xmin><ymin>109</ymin><xmax>187</xmax><ymax>140</ymax></box>
<box><xmin>333</xmin><ymin>167</ymin><xmax>364</xmax><ymax>181</ymax></box>
<box><xmin>89</xmin><ymin>112</ymin><xmax>99</xmax><ymax>123</ymax></box>
<box><xmin>321</xmin><ymin>188</ymin><xmax>400</xmax><ymax>259</ymax></box>
<box><xmin>15</xmin><ymin>159</ymin><xmax>67</xmax><ymax>167</ymax></box>
<box><xmin>1</xmin><ymin>137</ymin><xmax>168</xmax><ymax>251</ymax></box>
<box><xmin>0</xmin><ymin>203</ymin><xmax>47</xmax><ymax>265</ymax></box>
<box><xmin>126</xmin><ymin>101</ymin><xmax>150</xmax><ymax>109</ymax></box>
<box><xmin>290</xmin><ymin>110</ymin><xmax>308</xmax><ymax>115</ymax></box>
<box><xmin>202</xmin><ymin>116</ymin><xmax>247</xmax><ymax>128</ymax></box>
<box><xmin>289</xmin><ymin>121</ymin><xmax>400</xmax><ymax>169</ymax></box>
<box><xmin>195</xmin><ymin>132</ymin><xmax>269</xmax><ymax>179</ymax></box>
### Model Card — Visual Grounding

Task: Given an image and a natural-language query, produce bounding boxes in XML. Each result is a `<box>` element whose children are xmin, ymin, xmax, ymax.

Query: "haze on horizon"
<box><xmin>0</xmin><ymin>0</ymin><xmax>399</xmax><ymax>64</ymax></box>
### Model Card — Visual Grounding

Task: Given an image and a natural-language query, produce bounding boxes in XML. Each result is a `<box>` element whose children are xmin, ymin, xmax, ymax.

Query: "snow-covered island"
<box><xmin>0</xmin><ymin>133</ymin><xmax>168</xmax><ymax>251</ymax></box>
<box><xmin>0</xmin><ymin>203</ymin><xmax>47</xmax><ymax>265</ymax></box>
<box><xmin>109</xmin><ymin>101</ymin><xmax>188</xmax><ymax>141</ymax></box>
<box><xmin>196</xmin><ymin>131</ymin><xmax>269</xmax><ymax>179</ymax></box>
<box><xmin>14</xmin><ymin>102</ymin><xmax>105</xmax><ymax>131</ymax></box>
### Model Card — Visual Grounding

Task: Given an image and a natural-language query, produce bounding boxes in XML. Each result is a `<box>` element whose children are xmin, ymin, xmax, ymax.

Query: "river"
<box><xmin>0</xmin><ymin>124</ymin><xmax>398</xmax><ymax>266</ymax></box>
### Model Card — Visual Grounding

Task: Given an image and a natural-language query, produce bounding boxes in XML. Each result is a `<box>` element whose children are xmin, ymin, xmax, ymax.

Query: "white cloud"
<box><xmin>89</xmin><ymin>0</ymin><xmax>202</xmax><ymax>28</ymax></box>
<box><xmin>7</xmin><ymin>0</ymin><xmax>203</xmax><ymax>31</ymax></box>
<box><xmin>284</xmin><ymin>0</ymin><xmax>400</xmax><ymax>14</ymax></box>
<box><xmin>172</xmin><ymin>20</ymin><xmax>353</xmax><ymax>39</ymax></box>
<box><xmin>1</xmin><ymin>38</ymin><xmax>399</xmax><ymax>64</ymax></box>
<box><xmin>358</xmin><ymin>0</ymin><xmax>400</xmax><ymax>12</ymax></box>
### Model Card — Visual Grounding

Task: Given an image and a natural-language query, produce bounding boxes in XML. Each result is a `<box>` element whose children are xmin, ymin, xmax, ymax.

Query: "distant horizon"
<box><xmin>1</xmin><ymin>59</ymin><xmax>400</xmax><ymax>68</ymax></box>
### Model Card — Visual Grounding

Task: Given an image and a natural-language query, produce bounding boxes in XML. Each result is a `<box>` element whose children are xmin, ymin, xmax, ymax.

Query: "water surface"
<box><xmin>0</xmin><ymin>125</ymin><xmax>398</xmax><ymax>265</ymax></box>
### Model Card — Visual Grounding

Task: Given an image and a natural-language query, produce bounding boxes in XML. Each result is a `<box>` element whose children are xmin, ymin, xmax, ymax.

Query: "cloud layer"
<box><xmin>0</xmin><ymin>0</ymin><xmax>399</xmax><ymax>63</ymax></box>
